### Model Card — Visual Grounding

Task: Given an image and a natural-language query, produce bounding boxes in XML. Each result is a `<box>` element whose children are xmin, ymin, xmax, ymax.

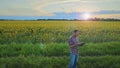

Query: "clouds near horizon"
<box><xmin>0</xmin><ymin>0</ymin><xmax>120</xmax><ymax>19</ymax></box>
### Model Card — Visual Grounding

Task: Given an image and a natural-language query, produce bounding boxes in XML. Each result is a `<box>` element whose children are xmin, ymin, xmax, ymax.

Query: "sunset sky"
<box><xmin>0</xmin><ymin>0</ymin><xmax>120</xmax><ymax>20</ymax></box>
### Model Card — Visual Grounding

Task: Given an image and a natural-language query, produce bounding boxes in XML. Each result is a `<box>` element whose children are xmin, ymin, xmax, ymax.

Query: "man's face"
<box><xmin>75</xmin><ymin>31</ymin><xmax>80</xmax><ymax>36</ymax></box>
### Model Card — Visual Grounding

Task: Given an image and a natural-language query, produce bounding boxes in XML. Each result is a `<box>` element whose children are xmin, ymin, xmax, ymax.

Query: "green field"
<box><xmin>0</xmin><ymin>21</ymin><xmax>120</xmax><ymax>68</ymax></box>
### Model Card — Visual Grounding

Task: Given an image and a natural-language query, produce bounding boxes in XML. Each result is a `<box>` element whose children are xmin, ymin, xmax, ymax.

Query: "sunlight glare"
<box><xmin>82</xmin><ymin>13</ymin><xmax>91</xmax><ymax>20</ymax></box>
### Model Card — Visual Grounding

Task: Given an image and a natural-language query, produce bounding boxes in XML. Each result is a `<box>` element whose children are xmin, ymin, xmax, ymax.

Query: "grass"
<box><xmin>0</xmin><ymin>42</ymin><xmax>120</xmax><ymax>68</ymax></box>
<box><xmin>0</xmin><ymin>21</ymin><xmax>120</xmax><ymax>68</ymax></box>
<box><xmin>0</xmin><ymin>42</ymin><xmax>120</xmax><ymax>57</ymax></box>
<box><xmin>0</xmin><ymin>55</ymin><xmax>120</xmax><ymax>68</ymax></box>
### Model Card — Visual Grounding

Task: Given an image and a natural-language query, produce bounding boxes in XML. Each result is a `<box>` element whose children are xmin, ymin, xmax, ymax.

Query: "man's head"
<box><xmin>74</xmin><ymin>30</ymin><xmax>79</xmax><ymax>37</ymax></box>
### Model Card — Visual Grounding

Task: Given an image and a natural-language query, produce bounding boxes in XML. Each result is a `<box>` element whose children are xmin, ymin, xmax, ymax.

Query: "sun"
<box><xmin>82</xmin><ymin>13</ymin><xmax>91</xmax><ymax>20</ymax></box>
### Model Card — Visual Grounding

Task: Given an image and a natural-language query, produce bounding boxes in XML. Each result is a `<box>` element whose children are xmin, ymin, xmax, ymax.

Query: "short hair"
<box><xmin>74</xmin><ymin>30</ymin><xmax>79</xmax><ymax>33</ymax></box>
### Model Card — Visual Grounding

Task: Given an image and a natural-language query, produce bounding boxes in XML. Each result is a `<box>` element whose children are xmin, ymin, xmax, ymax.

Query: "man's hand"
<box><xmin>70</xmin><ymin>42</ymin><xmax>86</xmax><ymax>48</ymax></box>
<box><xmin>77</xmin><ymin>42</ymin><xmax>86</xmax><ymax>46</ymax></box>
<box><xmin>70</xmin><ymin>44</ymin><xmax>77</xmax><ymax>48</ymax></box>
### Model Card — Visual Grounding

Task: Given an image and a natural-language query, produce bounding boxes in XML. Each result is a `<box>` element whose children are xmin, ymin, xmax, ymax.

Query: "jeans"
<box><xmin>68</xmin><ymin>53</ymin><xmax>79</xmax><ymax>68</ymax></box>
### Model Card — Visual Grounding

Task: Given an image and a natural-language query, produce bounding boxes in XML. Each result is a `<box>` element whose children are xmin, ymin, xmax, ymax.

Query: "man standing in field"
<box><xmin>68</xmin><ymin>30</ymin><xmax>85</xmax><ymax>68</ymax></box>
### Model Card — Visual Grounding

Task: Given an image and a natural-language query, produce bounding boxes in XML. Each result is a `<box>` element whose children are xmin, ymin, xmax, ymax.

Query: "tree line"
<box><xmin>0</xmin><ymin>18</ymin><xmax>120</xmax><ymax>21</ymax></box>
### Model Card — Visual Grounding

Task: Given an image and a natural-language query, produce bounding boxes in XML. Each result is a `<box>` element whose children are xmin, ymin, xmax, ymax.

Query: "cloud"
<box><xmin>36</xmin><ymin>10</ymin><xmax>120</xmax><ymax>19</ymax></box>
<box><xmin>91</xmin><ymin>14</ymin><xmax>120</xmax><ymax>19</ymax></box>
<box><xmin>0</xmin><ymin>10</ymin><xmax>120</xmax><ymax>20</ymax></box>
<box><xmin>0</xmin><ymin>0</ymin><xmax>120</xmax><ymax>17</ymax></box>
<box><xmin>31</xmin><ymin>0</ymin><xmax>120</xmax><ymax>15</ymax></box>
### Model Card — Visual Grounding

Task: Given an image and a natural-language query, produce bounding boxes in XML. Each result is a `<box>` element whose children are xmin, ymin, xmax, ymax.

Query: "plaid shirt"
<box><xmin>68</xmin><ymin>35</ymin><xmax>79</xmax><ymax>55</ymax></box>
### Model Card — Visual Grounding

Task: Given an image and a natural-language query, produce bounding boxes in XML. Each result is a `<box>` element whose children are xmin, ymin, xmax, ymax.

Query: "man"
<box><xmin>68</xmin><ymin>30</ymin><xmax>85</xmax><ymax>68</ymax></box>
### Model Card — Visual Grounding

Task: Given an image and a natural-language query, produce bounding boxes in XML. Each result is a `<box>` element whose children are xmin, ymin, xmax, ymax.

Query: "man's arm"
<box><xmin>70</xmin><ymin>43</ymin><xmax>79</xmax><ymax>48</ymax></box>
<box><xmin>70</xmin><ymin>42</ymin><xmax>85</xmax><ymax>48</ymax></box>
<box><xmin>77</xmin><ymin>42</ymin><xmax>85</xmax><ymax>46</ymax></box>
<box><xmin>68</xmin><ymin>36</ymin><xmax>82</xmax><ymax>48</ymax></box>
<box><xmin>70</xmin><ymin>44</ymin><xmax>77</xmax><ymax>48</ymax></box>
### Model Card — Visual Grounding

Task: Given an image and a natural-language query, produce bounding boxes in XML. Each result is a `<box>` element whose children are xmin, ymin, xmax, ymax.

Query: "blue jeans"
<box><xmin>68</xmin><ymin>53</ymin><xmax>79</xmax><ymax>68</ymax></box>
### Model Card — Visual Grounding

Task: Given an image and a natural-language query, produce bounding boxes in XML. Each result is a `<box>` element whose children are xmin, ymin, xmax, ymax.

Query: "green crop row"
<box><xmin>0</xmin><ymin>55</ymin><xmax>120</xmax><ymax>68</ymax></box>
<box><xmin>0</xmin><ymin>42</ymin><xmax>120</xmax><ymax>57</ymax></box>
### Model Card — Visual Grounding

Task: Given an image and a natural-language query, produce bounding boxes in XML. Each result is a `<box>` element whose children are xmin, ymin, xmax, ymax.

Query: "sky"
<box><xmin>0</xmin><ymin>0</ymin><xmax>120</xmax><ymax>20</ymax></box>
